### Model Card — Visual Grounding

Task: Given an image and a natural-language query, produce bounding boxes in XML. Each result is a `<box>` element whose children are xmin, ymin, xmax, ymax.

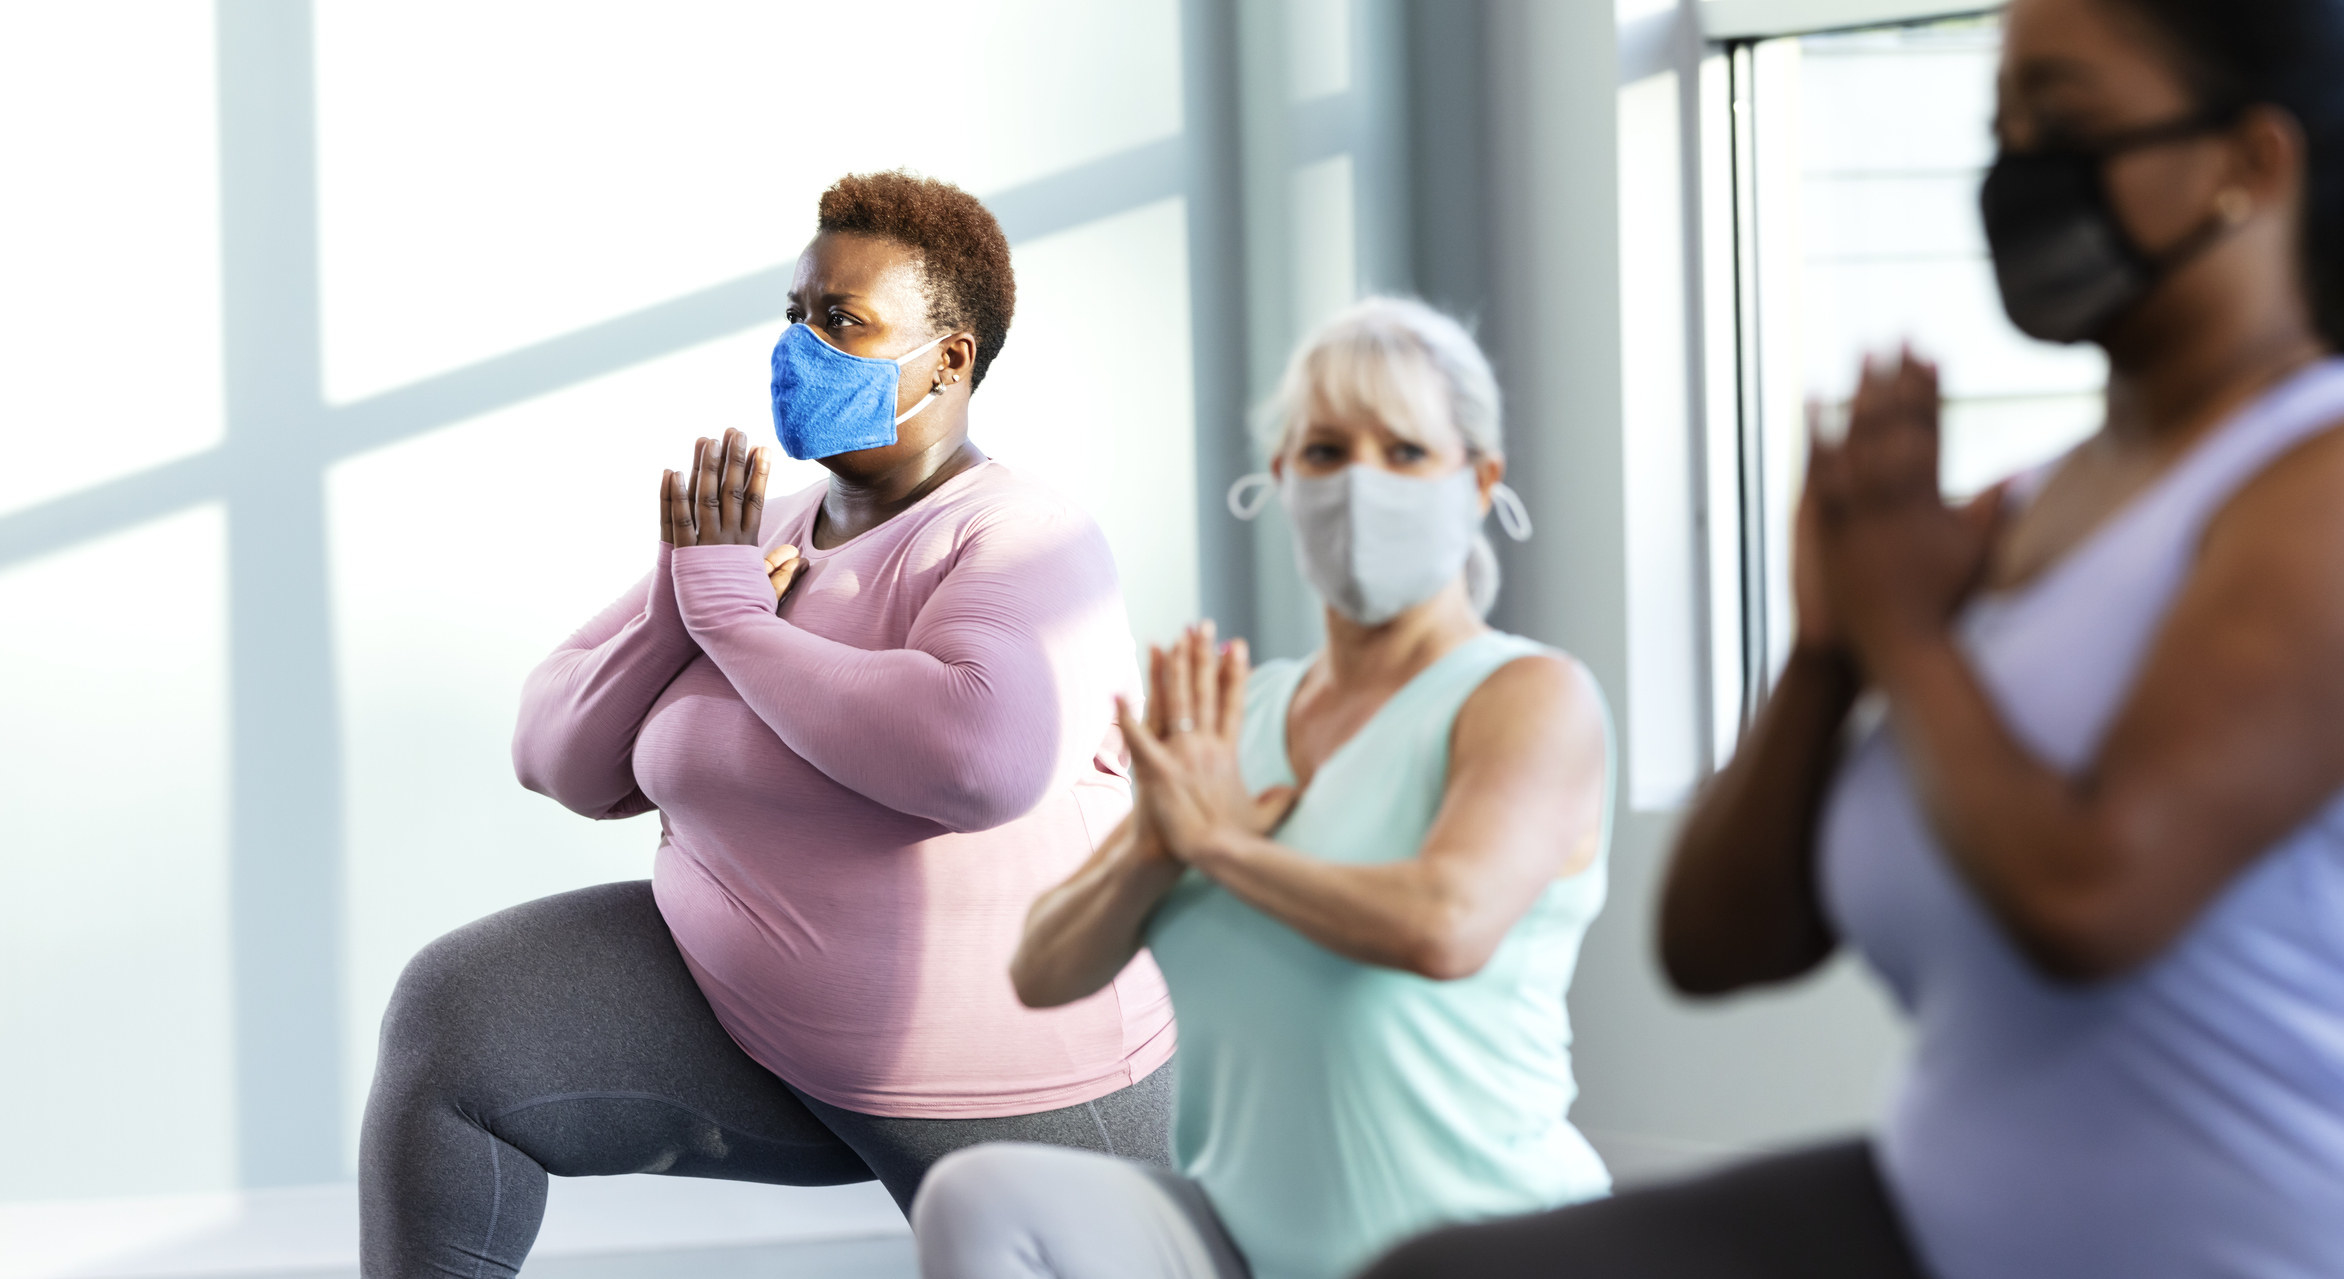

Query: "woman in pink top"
<box><xmin>358</xmin><ymin>172</ymin><xmax>1173</xmax><ymax>1279</ymax></box>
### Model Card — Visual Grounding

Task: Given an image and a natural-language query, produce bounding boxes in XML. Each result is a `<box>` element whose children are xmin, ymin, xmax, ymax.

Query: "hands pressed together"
<box><xmin>1116</xmin><ymin>622</ymin><xmax>1297</xmax><ymax>871</ymax></box>
<box><xmin>1797</xmin><ymin>349</ymin><xmax>2005</xmax><ymax>678</ymax></box>
<box><xmin>660</xmin><ymin>426</ymin><xmax>805</xmax><ymax>600</ymax></box>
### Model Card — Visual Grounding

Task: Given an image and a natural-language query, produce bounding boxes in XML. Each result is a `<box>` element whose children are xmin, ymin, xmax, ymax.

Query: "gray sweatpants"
<box><xmin>359</xmin><ymin>881</ymin><xmax>1173</xmax><ymax>1279</ymax></box>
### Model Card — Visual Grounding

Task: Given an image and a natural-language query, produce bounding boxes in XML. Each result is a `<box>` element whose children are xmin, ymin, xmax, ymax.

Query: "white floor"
<box><xmin>1</xmin><ymin>1178</ymin><xmax>912</xmax><ymax>1279</ymax></box>
<box><xmin>0</xmin><ymin>1132</ymin><xmax>1743</xmax><ymax>1279</ymax></box>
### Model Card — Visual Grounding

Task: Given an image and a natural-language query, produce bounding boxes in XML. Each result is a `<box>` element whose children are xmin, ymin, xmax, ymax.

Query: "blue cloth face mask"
<box><xmin>768</xmin><ymin>323</ymin><xmax>951</xmax><ymax>460</ymax></box>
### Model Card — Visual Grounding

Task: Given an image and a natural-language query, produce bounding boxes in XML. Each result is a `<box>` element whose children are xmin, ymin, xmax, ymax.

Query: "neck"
<box><xmin>1318</xmin><ymin>582</ymin><xmax>1487</xmax><ymax>688</ymax></box>
<box><xmin>819</xmin><ymin>417</ymin><xmax>983</xmax><ymax>543</ymax></box>
<box><xmin>2102</xmin><ymin>255</ymin><xmax>2326</xmax><ymax>450</ymax></box>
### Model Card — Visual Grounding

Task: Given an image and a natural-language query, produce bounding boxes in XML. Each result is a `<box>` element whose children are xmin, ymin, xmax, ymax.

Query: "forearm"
<box><xmin>672</xmin><ymin>544</ymin><xmax>1058</xmax><ymax>831</ymax></box>
<box><xmin>513</xmin><ymin>549</ymin><xmax>698</xmax><ymax>818</ymax></box>
<box><xmin>1012</xmin><ymin>818</ymin><xmax>1185</xmax><ymax>1007</ymax></box>
<box><xmin>1874</xmin><ymin>636</ymin><xmax>2120</xmax><ymax>978</ymax></box>
<box><xmin>1658</xmin><ymin>645</ymin><xmax>1859</xmax><ymax>994</ymax></box>
<box><xmin>1188</xmin><ymin>834</ymin><xmax>1484</xmax><ymax>978</ymax></box>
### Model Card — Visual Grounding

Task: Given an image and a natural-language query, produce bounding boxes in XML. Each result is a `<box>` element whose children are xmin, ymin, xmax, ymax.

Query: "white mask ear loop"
<box><xmin>1227</xmin><ymin>472</ymin><xmax>1276</xmax><ymax>520</ymax></box>
<box><xmin>891</xmin><ymin>330</ymin><xmax>955</xmax><ymax>427</ymax></box>
<box><xmin>1489</xmin><ymin>481</ymin><xmax>1533</xmax><ymax>541</ymax></box>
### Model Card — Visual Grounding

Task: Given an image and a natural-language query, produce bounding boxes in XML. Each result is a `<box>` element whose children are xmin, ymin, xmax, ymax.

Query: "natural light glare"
<box><xmin>1291</xmin><ymin>154</ymin><xmax>1360</xmax><ymax>337</ymax></box>
<box><xmin>1617</xmin><ymin>70</ymin><xmax>1702</xmax><ymax>812</ymax></box>
<box><xmin>972</xmin><ymin>197</ymin><xmax>1201</xmax><ymax>648</ymax></box>
<box><xmin>0</xmin><ymin>3</ymin><xmax>222</xmax><ymax>518</ymax></box>
<box><xmin>0</xmin><ymin>507</ymin><xmax>235</xmax><ymax>1200</ymax></box>
<box><xmin>312</xmin><ymin>0</ymin><xmax>1182</xmax><ymax>405</ymax></box>
<box><xmin>1287</xmin><ymin>0</ymin><xmax>1352</xmax><ymax>101</ymax></box>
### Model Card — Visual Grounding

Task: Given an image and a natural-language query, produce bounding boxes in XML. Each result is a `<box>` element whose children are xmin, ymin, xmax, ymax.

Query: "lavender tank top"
<box><xmin>1820</xmin><ymin>360</ymin><xmax>2344</xmax><ymax>1279</ymax></box>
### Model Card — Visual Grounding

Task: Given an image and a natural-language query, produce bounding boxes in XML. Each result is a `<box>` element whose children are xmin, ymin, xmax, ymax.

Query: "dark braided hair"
<box><xmin>817</xmin><ymin>170</ymin><xmax>1017</xmax><ymax>388</ymax></box>
<box><xmin>2106</xmin><ymin>0</ymin><xmax>2344</xmax><ymax>348</ymax></box>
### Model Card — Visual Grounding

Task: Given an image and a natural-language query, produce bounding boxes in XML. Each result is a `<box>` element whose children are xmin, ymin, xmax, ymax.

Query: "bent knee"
<box><xmin>912</xmin><ymin>1143</ymin><xmax>1097</xmax><ymax>1262</ymax></box>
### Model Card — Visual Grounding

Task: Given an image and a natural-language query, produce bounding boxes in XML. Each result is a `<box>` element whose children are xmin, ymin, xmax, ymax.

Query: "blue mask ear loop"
<box><xmin>1227</xmin><ymin>472</ymin><xmax>1276</xmax><ymax>519</ymax></box>
<box><xmin>1489</xmin><ymin>481</ymin><xmax>1532</xmax><ymax>541</ymax></box>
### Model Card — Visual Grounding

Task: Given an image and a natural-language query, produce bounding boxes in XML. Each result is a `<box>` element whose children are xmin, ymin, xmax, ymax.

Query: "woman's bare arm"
<box><xmin>1010</xmin><ymin>812</ymin><xmax>1186</xmax><ymax>1007</ymax></box>
<box><xmin>1657</xmin><ymin>647</ymin><xmax>1857</xmax><ymax>995</ymax></box>
<box><xmin>1122</xmin><ymin>630</ymin><xmax>1604</xmax><ymax>982</ymax></box>
<box><xmin>1860</xmin><ymin>426</ymin><xmax>2344</xmax><ymax>980</ymax></box>
<box><xmin>1818</xmin><ymin>354</ymin><xmax>2344</xmax><ymax>981</ymax></box>
<box><xmin>1176</xmin><ymin>653</ymin><xmax>1605</xmax><ymax>979</ymax></box>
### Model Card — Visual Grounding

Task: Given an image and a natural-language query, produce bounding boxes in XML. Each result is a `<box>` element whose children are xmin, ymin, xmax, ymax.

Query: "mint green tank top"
<box><xmin>1144</xmin><ymin>630</ymin><xmax>1613</xmax><ymax>1279</ymax></box>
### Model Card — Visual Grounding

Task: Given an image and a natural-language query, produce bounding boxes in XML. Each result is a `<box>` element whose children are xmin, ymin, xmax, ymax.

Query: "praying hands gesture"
<box><xmin>1116</xmin><ymin>623</ymin><xmax>1298</xmax><ymax>865</ymax></box>
<box><xmin>660</xmin><ymin>426</ymin><xmax>804</xmax><ymax>599</ymax></box>
<box><xmin>1805</xmin><ymin>350</ymin><xmax>2005</xmax><ymax>674</ymax></box>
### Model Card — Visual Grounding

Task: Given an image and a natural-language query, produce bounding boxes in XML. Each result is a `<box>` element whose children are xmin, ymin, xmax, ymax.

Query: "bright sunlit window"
<box><xmin>1727</xmin><ymin>14</ymin><xmax>2105</xmax><ymax>709</ymax></box>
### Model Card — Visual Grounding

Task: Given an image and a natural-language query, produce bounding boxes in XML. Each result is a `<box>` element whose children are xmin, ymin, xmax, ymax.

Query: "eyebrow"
<box><xmin>784</xmin><ymin>288</ymin><xmax>871</xmax><ymax>306</ymax></box>
<box><xmin>2010</xmin><ymin>54</ymin><xmax>2102</xmax><ymax>96</ymax></box>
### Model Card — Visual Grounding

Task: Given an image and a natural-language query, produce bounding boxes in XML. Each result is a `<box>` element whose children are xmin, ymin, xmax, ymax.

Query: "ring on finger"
<box><xmin>1174</xmin><ymin>717</ymin><xmax>1196</xmax><ymax>734</ymax></box>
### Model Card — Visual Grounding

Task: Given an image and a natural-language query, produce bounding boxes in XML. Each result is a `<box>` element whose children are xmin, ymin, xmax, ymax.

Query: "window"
<box><xmin>1720</xmin><ymin>13</ymin><xmax>2105</xmax><ymax>720</ymax></box>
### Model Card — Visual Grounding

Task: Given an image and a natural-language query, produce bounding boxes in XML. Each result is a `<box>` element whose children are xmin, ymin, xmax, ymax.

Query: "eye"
<box><xmin>1300</xmin><ymin>442</ymin><xmax>1345</xmax><ymax>465</ymax></box>
<box><xmin>826</xmin><ymin>309</ymin><xmax>860</xmax><ymax>329</ymax></box>
<box><xmin>1390</xmin><ymin>440</ymin><xmax>1429</xmax><ymax>465</ymax></box>
<box><xmin>784</xmin><ymin>306</ymin><xmax>803</xmax><ymax>324</ymax></box>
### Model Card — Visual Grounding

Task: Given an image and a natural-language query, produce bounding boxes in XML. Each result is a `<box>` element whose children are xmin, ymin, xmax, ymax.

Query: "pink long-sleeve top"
<box><xmin>513</xmin><ymin>461</ymin><xmax>1174</xmax><ymax>1118</ymax></box>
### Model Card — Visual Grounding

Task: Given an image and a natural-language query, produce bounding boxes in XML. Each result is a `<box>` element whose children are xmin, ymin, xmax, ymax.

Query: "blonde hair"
<box><xmin>1259</xmin><ymin>296</ymin><xmax>1507</xmax><ymax>613</ymax></box>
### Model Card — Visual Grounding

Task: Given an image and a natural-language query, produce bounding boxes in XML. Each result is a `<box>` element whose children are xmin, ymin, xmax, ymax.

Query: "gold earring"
<box><xmin>2216</xmin><ymin>187</ymin><xmax>2253</xmax><ymax>225</ymax></box>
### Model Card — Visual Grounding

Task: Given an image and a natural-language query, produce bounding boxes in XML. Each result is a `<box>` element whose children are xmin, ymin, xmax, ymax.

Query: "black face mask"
<box><xmin>1980</xmin><ymin>112</ymin><xmax>2238</xmax><ymax>344</ymax></box>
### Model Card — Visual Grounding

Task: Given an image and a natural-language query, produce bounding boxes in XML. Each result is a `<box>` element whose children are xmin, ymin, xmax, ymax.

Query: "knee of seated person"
<box><xmin>911</xmin><ymin>1143</ymin><xmax>1065</xmax><ymax>1241</ymax></box>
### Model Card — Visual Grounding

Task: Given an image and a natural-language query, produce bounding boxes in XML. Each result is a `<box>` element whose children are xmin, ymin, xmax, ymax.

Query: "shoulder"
<box><xmin>1456</xmin><ymin>642</ymin><xmax>1608</xmax><ymax>761</ymax></box>
<box><xmin>949</xmin><ymin>464</ymin><xmax>1113</xmax><ymax>551</ymax></box>
<box><xmin>2201</xmin><ymin>416</ymin><xmax>2344</xmax><ymax>597</ymax></box>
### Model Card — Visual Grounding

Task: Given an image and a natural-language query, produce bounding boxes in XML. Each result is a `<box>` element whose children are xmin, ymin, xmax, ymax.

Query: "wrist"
<box><xmin>1180</xmin><ymin>824</ymin><xmax>1260</xmax><ymax>875</ymax></box>
<box><xmin>1867</xmin><ymin>626</ymin><xmax>1961</xmax><ymax>698</ymax></box>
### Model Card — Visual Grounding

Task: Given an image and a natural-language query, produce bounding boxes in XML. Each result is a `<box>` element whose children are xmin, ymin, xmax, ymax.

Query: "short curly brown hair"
<box><xmin>817</xmin><ymin>170</ymin><xmax>1016</xmax><ymax>389</ymax></box>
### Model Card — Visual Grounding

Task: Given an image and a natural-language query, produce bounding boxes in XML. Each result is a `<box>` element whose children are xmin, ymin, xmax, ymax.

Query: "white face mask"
<box><xmin>1228</xmin><ymin>464</ymin><xmax>1532</xmax><ymax>625</ymax></box>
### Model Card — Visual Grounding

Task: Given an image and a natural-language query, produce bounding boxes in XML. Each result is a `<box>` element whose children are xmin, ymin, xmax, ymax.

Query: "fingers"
<box><xmin>764</xmin><ymin>543</ymin><xmax>804</xmax><ymax>600</ymax></box>
<box><xmin>697</xmin><ymin>433</ymin><xmax>727</xmax><ymax>532</ymax></box>
<box><xmin>1117</xmin><ymin>696</ymin><xmax>1172</xmax><ymax>780</ymax></box>
<box><xmin>718</xmin><ymin>429</ymin><xmax>750</xmax><ymax>535</ymax></box>
<box><xmin>1165</xmin><ymin>627</ymin><xmax>1196</xmax><ymax>736</ymax></box>
<box><xmin>1842</xmin><ymin>348</ymin><xmax>1943</xmax><ymax>506</ymax></box>
<box><xmin>1142</xmin><ymin>646</ymin><xmax>1165</xmax><ymax>739</ymax></box>
<box><xmin>743</xmin><ymin>446</ymin><xmax>771</xmax><ymax>542</ymax></box>
<box><xmin>1218</xmin><ymin>638</ymin><xmax>1249</xmax><ymax>745</ymax></box>
<box><xmin>1189</xmin><ymin>621</ymin><xmax>1219</xmax><ymax>737</ymax></box>
<box><xmin>659</xmin><ymin>470</ymin><xmax>676</xmax><ymax>546</ymax></box>
<box><xmin>665</xmin><ymin>469</ymin><xmax>696</xmax><ymax>547</ymax></box>
<box><xmin>686</xmin><ymin>437</ymin><xmax>710</xmax><ymax>514</ymax></box>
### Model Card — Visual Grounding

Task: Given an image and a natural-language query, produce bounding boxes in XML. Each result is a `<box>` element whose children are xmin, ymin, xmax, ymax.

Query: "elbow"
<box><xmin>511</xmin><ymin>735</ymin><xmax>631</xmax><ymax>821</ymax></box>
<box><xmin>1007</xmin><ymin>932</ymin><xmax>1090</xmax><ymax>1010</ymax></box>
<box><xmin>924</xmin><ymin>753</ymin><xmax>1054</xmax><ymax>834</ymax></box>
<box><xmin>1008</xmin><ymin>954</ymin><xmax>1070</xmax><ymax>1009</ymax></box>
<box><xmin>2004</xmin><ymin>891</ymin><xmax>2166</xmax><ymax>985</ymax></box>
<box><xmin>1398</xmin><ymin>909</ymin><xmax>1498</xmax><ymax>982</ymax></box>
<box><xmin>1655</xmin><ymin>896</ymin><xmax>1834</xmax><ymax>997</ymax></box>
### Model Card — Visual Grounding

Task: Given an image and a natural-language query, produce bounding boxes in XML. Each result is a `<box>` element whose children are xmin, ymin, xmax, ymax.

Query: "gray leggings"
<box><xmin>358</xmin><ymin>880</ymin><xmax>1173</xmax><ymax>1279</ymax></box>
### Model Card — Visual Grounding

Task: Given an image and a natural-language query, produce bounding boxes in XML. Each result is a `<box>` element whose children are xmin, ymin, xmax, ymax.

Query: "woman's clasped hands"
<box><xmin>1800</xmin><ymin>348</ymin><xmax>2007</xmax><ymax>677</ymax></box>
<box><xmin>660</xmin><ymin>426</ymin><xmax>805</xmax><ymax>599</ymax></box>
<box><xmin>1115</xmin><ymin>623</ymin><xmax>1297</xmax><ymax>869</ymax></box>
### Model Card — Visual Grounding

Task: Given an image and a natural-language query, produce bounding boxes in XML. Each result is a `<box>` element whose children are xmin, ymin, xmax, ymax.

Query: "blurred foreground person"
<box><xmin>910</xmin><ymin>297</ymin><xmax>1613</xmax><ymax>1279</ymax></box>
<box><xmin>359</xmin><ymin>172</ymin><xmax>1173</xmax><ymax>1278</ymax></box>
<box><xmin>1368</xmin><ymin>1</ymin><xmax>2344</xmax><ymax>1277</ymax></box>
